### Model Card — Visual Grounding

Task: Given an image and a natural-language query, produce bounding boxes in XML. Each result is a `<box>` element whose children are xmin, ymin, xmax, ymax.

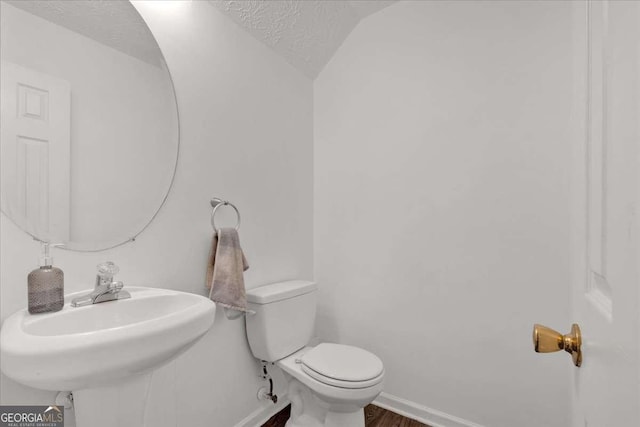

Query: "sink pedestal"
<box><xmin>73</xmin><ymin>374</ymin><xmax>152</xmax><ymax>427</ymax></box>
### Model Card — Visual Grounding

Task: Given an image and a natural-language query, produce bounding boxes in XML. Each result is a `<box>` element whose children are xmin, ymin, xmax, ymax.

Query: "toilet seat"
<box><xmin>300</xmin><ymin>343</ymin><xmax>384</xmax><ymax>389</ymax></box>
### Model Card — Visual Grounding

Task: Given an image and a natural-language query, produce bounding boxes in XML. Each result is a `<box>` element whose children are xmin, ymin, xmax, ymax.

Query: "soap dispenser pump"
<box><xmin>28</xmin><ymin>242</ymin><xmax>64</xmax><ymax>314</ymax></box>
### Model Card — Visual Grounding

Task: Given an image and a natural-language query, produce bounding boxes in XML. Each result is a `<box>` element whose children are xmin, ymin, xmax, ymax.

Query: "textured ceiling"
<box><xmin>4</xmin><ymin>0</ymin><xmax>163</xmax><ymax>67</ymax></box>
<box><xmin>210</xmin><ymin>0</ymin><xmax>397</xmax><ymax>78</ymax></box>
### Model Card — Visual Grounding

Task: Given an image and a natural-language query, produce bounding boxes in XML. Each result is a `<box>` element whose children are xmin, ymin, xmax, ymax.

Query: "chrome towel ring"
<box><xmin>210</xmin><ymin>198</ymin><xmax>241</xmax><ymax>232</ymax></box>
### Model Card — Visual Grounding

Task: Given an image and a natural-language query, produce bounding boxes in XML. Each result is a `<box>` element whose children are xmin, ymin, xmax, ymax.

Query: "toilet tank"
<box><xmin>245</xmin><ymin>280</ymin><xmax>317</xmax><ymax>362</ymax></box>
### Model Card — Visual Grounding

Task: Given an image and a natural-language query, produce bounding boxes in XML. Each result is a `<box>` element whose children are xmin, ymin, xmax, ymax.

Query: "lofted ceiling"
<box><xmin>209</xmin><ymin>0</ymin><xmax>398</xmax><ymax>79</ymax></box>
<box><xmin>6</xmin><ymin>0</ymin><xmax>396</xmax><ymax>77</ymax></box>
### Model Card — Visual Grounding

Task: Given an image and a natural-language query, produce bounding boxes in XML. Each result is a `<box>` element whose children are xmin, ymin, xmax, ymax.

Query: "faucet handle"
<box><xmin>97</xmin><ymin>261</ymin><xmax>119</xmax><ymax>277</ymax></box>
<box><xmin>95</xmin><ymin>262</ymin><xmax>120</xmax><ymax>288</ymax></box>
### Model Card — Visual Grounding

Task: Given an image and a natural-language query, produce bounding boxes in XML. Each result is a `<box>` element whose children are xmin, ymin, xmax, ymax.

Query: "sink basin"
<box><xmin>0</xmin><ymin>287</ymin><xmax>216</xmax><ymax>391</ymax></box>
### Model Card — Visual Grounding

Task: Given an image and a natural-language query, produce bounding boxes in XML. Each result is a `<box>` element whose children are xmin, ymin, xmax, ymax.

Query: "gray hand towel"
<box><xmin>206</xmin><ymin>228</ymin><xmax>250</xmax><ymax>314</ymax></box>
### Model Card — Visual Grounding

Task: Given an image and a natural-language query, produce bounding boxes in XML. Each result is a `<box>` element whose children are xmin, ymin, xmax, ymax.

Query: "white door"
<box><xmin>569</xmin><ymin>1</ymin><xmax>639</xmax><ymax>426</ymax></box>
<box><xmin>0</xmin><ymin>61</ymin><xmax>71</xmax><ymax>242</ymax></box>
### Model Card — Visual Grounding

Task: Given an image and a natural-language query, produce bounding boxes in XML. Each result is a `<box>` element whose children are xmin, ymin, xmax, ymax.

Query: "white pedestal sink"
<box><xmin>0</xmin><ymin>287</ymin><xmax>216</xmax><ymax>427</ymax></box>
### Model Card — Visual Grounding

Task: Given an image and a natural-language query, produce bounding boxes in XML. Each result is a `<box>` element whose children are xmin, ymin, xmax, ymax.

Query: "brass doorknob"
<box><xmin>532</xmin><ymin>323</ymin><xmax>582</xmax><ymax>367</ymax></box>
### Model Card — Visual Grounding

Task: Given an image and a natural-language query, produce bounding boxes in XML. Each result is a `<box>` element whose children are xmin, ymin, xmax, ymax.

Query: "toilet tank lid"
<box><xmin>246</xmin><ymin>280</ymin><xmax>317</xmax><ymax>304</ymax></box>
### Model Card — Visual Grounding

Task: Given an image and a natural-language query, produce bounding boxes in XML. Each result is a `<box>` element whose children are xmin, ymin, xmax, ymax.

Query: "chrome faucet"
<box><xmin>71</xmin><ymin>262</ymin><xmax>131</xmax><ymax>307</ymax></box>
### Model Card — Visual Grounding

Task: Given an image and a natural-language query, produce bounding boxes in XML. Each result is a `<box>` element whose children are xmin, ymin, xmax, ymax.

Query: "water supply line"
<box><xmin>259</xmin><ymin>361</ymin><xmax>278</xmax><ymax>404</ymax></box>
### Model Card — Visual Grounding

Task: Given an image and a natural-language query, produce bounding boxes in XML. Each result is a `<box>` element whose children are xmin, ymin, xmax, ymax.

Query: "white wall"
<box><xmin>0</xmin><ymin>1</ymin><xmax>312</xmax><ymax>426</ymax></box>
<box><xmin>314</xmin><ymin>2</ymin><xmax>572</xmax><ymax>426</ymax></box>
<box><xmin>1</xmin><ymin>2</ymin><xmax>177</xmax><ymax>247</ymax></box>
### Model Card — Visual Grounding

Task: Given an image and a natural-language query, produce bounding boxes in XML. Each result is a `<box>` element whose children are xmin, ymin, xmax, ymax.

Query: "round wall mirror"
<box><xmin>0</xmin><ymin>0</ymin><xmax>179</xmax><ymax>251</ymax></box>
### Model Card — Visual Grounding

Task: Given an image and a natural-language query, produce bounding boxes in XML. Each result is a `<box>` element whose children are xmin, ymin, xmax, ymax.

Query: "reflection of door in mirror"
<box><xmin>1</xmin><ymin>62</ymin><xmax>71</xmax><ymax>242</ymax></box>
<box><xmin>0</xmin><ymin>1</ymin><xmax>179</xmax><ymax>251</ymax></box>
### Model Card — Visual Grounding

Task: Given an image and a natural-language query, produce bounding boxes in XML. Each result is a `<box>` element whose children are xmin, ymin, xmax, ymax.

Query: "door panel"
<box><xmin>571</xmin><ymin>1</ymin><xmax>640</xmax><ymax>426</ymax></box>
<box><xmin>1</xmin><ymin>61</ymin><xmax>70</xmax><ymax>242</ymax></box>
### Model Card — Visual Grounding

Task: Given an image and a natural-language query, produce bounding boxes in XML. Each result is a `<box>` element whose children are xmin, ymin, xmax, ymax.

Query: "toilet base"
<box><xmin>284</xmin><ymin>378</ymin><xmax>365</xmax><ymax>427</ymax></box>
<box><xmin>324</xmin><ymin>410</ymin><xmax>365</xmax><ymax>427</ymax></box>
<box><xmin>285</xmin><ymin>410</ymin><xmax>364</xmax><ymax>427</ymax></box>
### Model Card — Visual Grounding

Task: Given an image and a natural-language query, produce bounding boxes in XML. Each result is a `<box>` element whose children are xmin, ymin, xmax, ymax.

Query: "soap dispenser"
<box><xmin>28</xmin><ymin>242</ymin><xmax>64</xmax><ymax>314</ymax></box>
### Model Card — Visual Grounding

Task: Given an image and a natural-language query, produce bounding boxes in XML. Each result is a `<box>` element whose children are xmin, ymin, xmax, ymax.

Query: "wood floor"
<box><xmin>261</xmin><ymin>404</ymin><xmax>430</xmax><ymax>427</ymax></box>
<box><xmin>261</xmin><ymin>404</ymin><xmax>291</xmax><ymax>427</ymax></box>
<box><xmin>364</xmin><ymin>405</ymin><xmax>429</xmax><ymax>427</ymax></box>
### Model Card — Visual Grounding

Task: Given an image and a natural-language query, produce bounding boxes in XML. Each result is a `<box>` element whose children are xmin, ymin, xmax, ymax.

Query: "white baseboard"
<box><xmin>234</xmin><ymin>396</ymin><xmax>291</xmax><ymax>427</ymax></box>
<box><xmin>233</xmin><ymin>391</ymin><xmax>483</xmax><ymax>427</ymax></box>
<box><xmin>373</xmin><ymin>392</ymin><xmax>486</xmax><ymax>427</ymax></box>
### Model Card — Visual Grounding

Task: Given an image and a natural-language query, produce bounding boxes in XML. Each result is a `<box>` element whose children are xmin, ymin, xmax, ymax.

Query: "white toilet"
<box><xmin>245</xmin><ymin>280</ymin><xmax>384</xmax><ymax>427</ymax></box>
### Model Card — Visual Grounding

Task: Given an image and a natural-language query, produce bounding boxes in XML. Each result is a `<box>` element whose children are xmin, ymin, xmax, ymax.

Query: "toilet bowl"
<box><xmin>245</xmin><ymin>281</ymin><xmax>385</xmax><ymax>427</ymax></box>
<box><xmin>279</xmin><ymin>345</ymin><xmax>384</xmax><ymax>426</ymax></box>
